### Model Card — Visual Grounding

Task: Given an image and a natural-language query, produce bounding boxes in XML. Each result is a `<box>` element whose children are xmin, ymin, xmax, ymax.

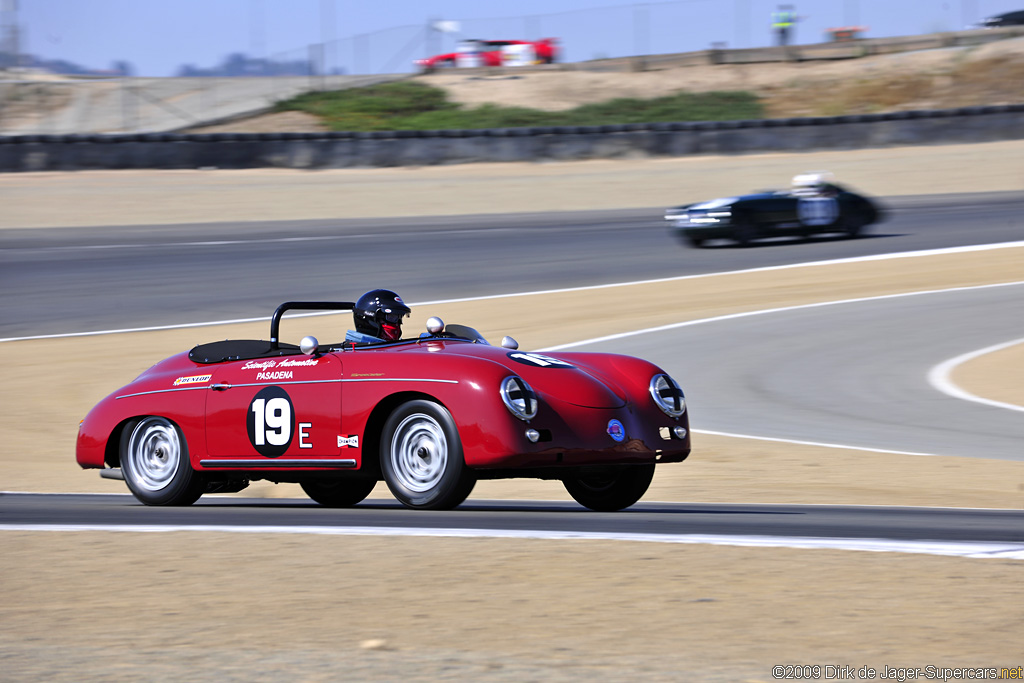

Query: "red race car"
<box><xmin>415</xmin><ymin>38</ymin><xmax>559</xmax><ymax>72</ymax></box>
<box><xmin>77</xmin><ymin>300</ymin><xmax>690</xmax><ymax>511</ymax></box>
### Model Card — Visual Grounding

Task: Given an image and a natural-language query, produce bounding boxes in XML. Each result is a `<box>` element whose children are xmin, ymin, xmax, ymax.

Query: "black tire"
<box><xmin>301</xmin><ymin>478</ymin><xmax>377</xmax><ymax>507</ymax></box>
<box><xmin>841</xmin><ymin>215</ymin><xmax>864</xmax><ymax>239</ymax></box>
<box><xmin>685</xmin><ymin>234</ymin><xmax>705</xmax><ymax>248</ymax></box>
<box><xmin>380</xmin><ymin>400</ymin><xmax>476</xmax><ymax>510</ymax></box>
<box><xmin>562</xmin><ymin>463</ymin><xmax>656</xmax><ymax>512</ymax></box>
<box><xmin>120</xmin><ymin>416</ymin><xmax>204</xmax><ymax>506</ymax></box>
<box><xmin>732</xmin><ymin>218</ymin><xmax>758</xmax><ymax>247</ymax></box>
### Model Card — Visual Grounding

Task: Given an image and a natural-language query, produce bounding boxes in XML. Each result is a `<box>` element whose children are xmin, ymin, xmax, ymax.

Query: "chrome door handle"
<box><xmin>211</xmin><ymin>383</ymin><xmax>231</xmax><ymax>391</ymax></box>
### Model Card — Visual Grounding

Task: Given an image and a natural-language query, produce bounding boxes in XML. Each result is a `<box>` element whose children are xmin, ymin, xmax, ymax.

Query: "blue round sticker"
<box><xmin>606</xmin><ymin>419</ymin><xmax>626</xmax><ymax>443</ymax></box>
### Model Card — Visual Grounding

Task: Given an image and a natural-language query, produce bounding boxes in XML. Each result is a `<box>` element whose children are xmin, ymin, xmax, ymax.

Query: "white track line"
<box><xmin>4</xmin><ymin>240</ymin><xmax>1024</xmax><ymax>343</ymax></box>
<box><xmin>541</xmin><ymin>281</ymin><xmax>1024</xmax><ymax>351</ymax></box>
<box><xmin>2</xmin><ymin>524</ymin><xmax>1022</xmax><ymax>560</ymax></box>
<box><xmin>6</xmin><ymin>241</ymin><xmax>1023</xmax><ymax>555</ymax></box>
<box><xmin>928</xmin><ymin>337</ymin><xmax>1024</xmax><ymax>414</ymax></box>
<box><xmin>541</xmin><ymin>280</ymin><xmax>1024</xmax><ymax>453</ymax></box>
<box><xmin>686</xmin><ymin>429</ymin><xmax>937</xmax><ymax>457</ymax></box>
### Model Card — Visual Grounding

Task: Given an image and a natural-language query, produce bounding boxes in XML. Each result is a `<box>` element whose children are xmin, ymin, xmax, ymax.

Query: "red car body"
<box><xmin>415</xmin><ymin>38</ymin><xmax>559</xmax><ymax>72</ymax></box>
<box><xmin>77</xmin><ymin>302</ymin><xmax>689</xmax><ymax>511</ymax></box>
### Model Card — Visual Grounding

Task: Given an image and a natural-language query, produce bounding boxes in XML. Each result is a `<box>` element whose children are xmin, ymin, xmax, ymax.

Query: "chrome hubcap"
<box><xmin>126</xmin><ymin>417</ymin><xmax>181</xmax><ymax>492</ymax></box>
<box><xmin>390</xmin><ymin>413</ymin><xmax>447</xmax><ymax>492</ymax></box>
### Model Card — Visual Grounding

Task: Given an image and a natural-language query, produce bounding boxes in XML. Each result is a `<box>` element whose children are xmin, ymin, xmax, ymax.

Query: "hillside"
<box><xmin>188</xmin><ymin>36</ymin><xmax>1024</xmax><ymax>134</ymax></box>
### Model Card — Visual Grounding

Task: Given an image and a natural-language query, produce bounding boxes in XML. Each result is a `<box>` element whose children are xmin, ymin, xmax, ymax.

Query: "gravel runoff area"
<box><xmin>2</xmin><ymin>144</ymin><xmax>1023</xmax><ymax>680</ymax></box>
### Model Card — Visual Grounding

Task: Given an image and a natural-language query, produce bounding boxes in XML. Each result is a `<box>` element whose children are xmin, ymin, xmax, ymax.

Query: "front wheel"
<box><xmin>301</xmin><ymin>478</ymin><xmax>377</xmax><ymax>507</ymax></box>
<box><xmin>380</xmin><ymin>400</ymin><xmax>476</xmax><ymax>510</ymax></box>
<box><xmin>120</xmin><ymin>416</ymin><xmax>204</xmax><ymax>506</ymax></box>
<box><xmin>562</xmin><ymin>464</ymin><xmax>656</xmax><ymax>512</ymax></box>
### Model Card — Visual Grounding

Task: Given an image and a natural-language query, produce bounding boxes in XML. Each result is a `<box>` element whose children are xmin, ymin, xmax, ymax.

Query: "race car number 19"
<box><xmin>247</xmin><ymin>386</ymin><xmax>295</xmax><ymax>457</ymax></box>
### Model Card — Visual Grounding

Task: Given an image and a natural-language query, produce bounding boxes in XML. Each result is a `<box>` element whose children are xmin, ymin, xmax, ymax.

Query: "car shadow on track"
<box><xmin>699</xmin><ymin>234</ymin><xmax>905</xmax><ymax>250</ymax></box>
<box><xmin>192</xmin><ymin>498</ymin><xmax>802</xmax><ymax>516</ymax></box>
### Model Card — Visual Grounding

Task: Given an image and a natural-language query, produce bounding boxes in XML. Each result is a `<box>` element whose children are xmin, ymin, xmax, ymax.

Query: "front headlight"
<box><xmin>650</xmin><ymin>374</ymin><xmax>685</xmax><ymax>418</ymax></box>
<box><xmin>501</xmin><ymin>376</ymin><xmax>538</xmax><ymax>421</ymax></box>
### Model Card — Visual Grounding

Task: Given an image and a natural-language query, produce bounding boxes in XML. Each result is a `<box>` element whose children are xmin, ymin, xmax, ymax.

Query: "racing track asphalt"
<box><xmin>2</xmin><ymin>190</ymin><xmax>1023</xmax><ymax>338</ymax></box>
<box><xmin>3</xmin><ymin>494</ymin><xmax>1023</xmax><ymax>551</ymax></box>
<box><xmin>3</xmin><ymin>191</ymin><xmax>1022</xmax><ymax>551</ymax></box>
<box><xmin>562</xmin><ymin>282</ymin><xmax>1024</xmax><ymax>462</ymax></box>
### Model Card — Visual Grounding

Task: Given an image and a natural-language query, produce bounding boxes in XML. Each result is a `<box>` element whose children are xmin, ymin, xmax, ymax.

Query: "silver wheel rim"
<box><xmin>126</xmin><ymin>417</ymin><xmax>181</xmax><ymax>492</ymax></box>
<box><xmin>390</xmin><ymin>413</ymin><xmax>448</xmax><ymax>493</ymax></box>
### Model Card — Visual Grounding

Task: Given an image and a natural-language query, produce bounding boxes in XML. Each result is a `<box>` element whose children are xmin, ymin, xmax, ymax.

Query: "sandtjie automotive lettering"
<box><xmin>240</xmin><ymin>358</ymin><xmax>320</xmax><ymax>371</ymax></box>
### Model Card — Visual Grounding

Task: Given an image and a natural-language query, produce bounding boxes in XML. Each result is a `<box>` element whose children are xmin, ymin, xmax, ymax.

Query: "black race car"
<box><xmin>664</xmin><ymin>172</ymin><xmax>882</xmax><ymax>247</ymax></box>
<box><xmin>978</xmin><ymin>10</ymin><xmax>1024</xmax><ymax>27</ymax></box>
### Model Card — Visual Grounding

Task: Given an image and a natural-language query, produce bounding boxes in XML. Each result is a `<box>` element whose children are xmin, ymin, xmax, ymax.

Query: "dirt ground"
<box><xmin>2</xmin><ymin>146</ymin><xmax>1024</xmax><ymax>679</ymax></box>
<box><xmin>185</xmin><ymin>35</ymin><xmax>1024</xmax><ymax>135</ymax></box>
<box><xmin>422</xmin><ymin>36</ymin><xmax>1024</xmax><ymax>117</ymax></box>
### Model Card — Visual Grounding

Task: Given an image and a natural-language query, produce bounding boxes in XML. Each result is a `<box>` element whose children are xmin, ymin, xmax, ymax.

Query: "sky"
<box><xmin>13</xmin><ymin>0</ymin><xmax>1024</xmax><ymax>77</ymax></box>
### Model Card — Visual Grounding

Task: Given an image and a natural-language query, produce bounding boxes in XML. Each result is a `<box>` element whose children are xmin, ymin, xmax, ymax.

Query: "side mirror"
<box><xmin>300</xmin><ymin>335</ymin><xmax>320</xmax><ymax>356</ymax></box>
<box><xmin>500</xmin><ymin>336</ymin><xmax>519</xmax><ymax>350</ymax></box>
<box><xmin>426</xmin><ymin>316</ymin><xmax>445</xmax><ymax>335</ymax></box>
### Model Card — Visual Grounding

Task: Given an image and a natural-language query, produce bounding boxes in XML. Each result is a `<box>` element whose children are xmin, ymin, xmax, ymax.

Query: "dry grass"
<box><xmin>183</xmin><ymin>38</ymin><xmax>1024</xmax><ymax>134</ymax></box>
<box><xmin>763</xmin><ymin>53</ymin><xmax>1024</xmax><ymax>117</ymax></box>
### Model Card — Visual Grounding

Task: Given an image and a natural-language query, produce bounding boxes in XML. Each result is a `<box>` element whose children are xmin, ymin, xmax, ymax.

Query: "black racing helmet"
<box><xmin>353</xmin><ymin>289</ymin><xmax>411</xmax><ymax>341</ymax></box>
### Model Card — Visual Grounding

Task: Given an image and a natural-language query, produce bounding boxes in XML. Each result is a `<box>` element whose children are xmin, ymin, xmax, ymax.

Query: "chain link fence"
<box><xmin>0</xmin><ymin>0</ymin><xmax>1014</xmax><ymax>135</ymax></box>
<box><xmin>0</xmin><ymin>72</ymin><xmax>402</xmax><ymax>135</ymax></box>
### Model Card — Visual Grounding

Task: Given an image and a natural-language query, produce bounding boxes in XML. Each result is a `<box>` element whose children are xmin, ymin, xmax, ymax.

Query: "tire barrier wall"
<box><xmin>2</xmin><ymin>104</ymin><xmax>1024</xmax><ymax>172</ymax></box>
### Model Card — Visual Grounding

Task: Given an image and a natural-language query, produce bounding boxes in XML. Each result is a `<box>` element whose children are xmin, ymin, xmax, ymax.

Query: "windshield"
<box><xmin>442</xmin><ymin>324</ymin><xmax>490</xmax><ymax>344</ymax></box>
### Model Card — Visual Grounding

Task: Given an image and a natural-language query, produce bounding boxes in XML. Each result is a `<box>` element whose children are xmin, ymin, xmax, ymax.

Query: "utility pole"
<box><xmin>735</xmin><ymin>0</ymin><xmax>749</xmax><ymax>49</ymax></box>
<box><xmin>250</xmin><ymin>0</ymin><xmax>265</xmax><ymax>72</ymax></box>
<box><xmin>962</xmin><ymin>0</ymin><xmax>977</xmax><ymax>27</ymax></box>
<box><xmin>634</xmin><ymin>4</ymin><xmax>649</xmax><ymax>58</ymax></box>
<box><xmin>1</xmin><ymin>0</ymin><xmax>20</xmax><ymax>68</ymax></box>
<box><xmin>321</xmin><ymin>0</ymin><xmax>335</xmax><ymax>75</ymax></box>
<box><xmin>844</xmin><ymin>0</ymin><xmax>859</xmax><ymax>26</ymax></box>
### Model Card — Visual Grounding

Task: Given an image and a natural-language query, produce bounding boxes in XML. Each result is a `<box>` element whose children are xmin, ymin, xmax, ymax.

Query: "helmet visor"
<box><xmin>377</xmin><ymin>309</ymin><xmax>407</xmax><ymax>325</ymax></box>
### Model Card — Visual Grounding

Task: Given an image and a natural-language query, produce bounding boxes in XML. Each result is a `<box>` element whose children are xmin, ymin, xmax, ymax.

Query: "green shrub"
<box><xmin>278</xmin><ymin>81</ymin><xmax>764</xmax><ymax>131</ymax></box>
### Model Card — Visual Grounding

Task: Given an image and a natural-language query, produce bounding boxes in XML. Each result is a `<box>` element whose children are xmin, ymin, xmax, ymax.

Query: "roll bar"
<box><xmin>269</xmin><ymin>301</ymin><xmax>354</xmax><ymax>350</ymax></box>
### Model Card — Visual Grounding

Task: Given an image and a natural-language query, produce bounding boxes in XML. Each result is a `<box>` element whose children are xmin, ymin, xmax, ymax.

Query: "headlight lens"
<box><xmin>501</xmin><ymin>376</ymin><xmax>538</xmax><ymax>421</ymax></box>
<box><xmin>650</xmin><ymin>374</ymin><xmax>685</xmax><ymax>418</ymax></box>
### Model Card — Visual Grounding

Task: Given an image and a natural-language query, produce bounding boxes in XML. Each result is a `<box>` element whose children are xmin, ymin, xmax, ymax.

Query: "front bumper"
<box><xmin>666</xmin><ymin>215</ymin><xmax>735</xmax><ymax>239</ymax></box>
<box><xmin>466</xmin><ymin>402</ymin><xmax>691</xmax><ymax>470</ymax></box>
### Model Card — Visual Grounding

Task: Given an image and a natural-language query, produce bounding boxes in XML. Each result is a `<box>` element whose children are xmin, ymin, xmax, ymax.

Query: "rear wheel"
<box><xmin>841</xmin><ymin>215</ymin><xmax>864</xmax><ymax>238</ymax></box>
<box><xmin>120</xmin><ymin>416</ymin><xmax>204</xmax><ymax>506</ymax></box>
<box><xmin>732</xmin><ymin>218</ymin><xmax>758</xmax><ymax>247</ymax></box>
<box><xmin>380</xmin><ymin>400</ymin><xmax>476</xmax><ymax>510</ymax></box>
<box><xmin>301</xmin><ymin>479</ymin><xmax>377</xmax><ymax>507</ymax></box>
<box><xmin>562</xmin><ymin>464</ymin><xmax>656</xmax><ymax>512</ymax></box>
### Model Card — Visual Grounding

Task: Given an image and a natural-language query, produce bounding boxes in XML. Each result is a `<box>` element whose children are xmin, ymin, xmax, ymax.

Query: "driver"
<box><xmin>345</xmin><ymin>289</ymin><xmax>411</xmax><ymax>344</ymax></box>
<box><xmin>791</xmin><ymin>171</ymin><xmax>837</xmax><ymax>197</ymax></box>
